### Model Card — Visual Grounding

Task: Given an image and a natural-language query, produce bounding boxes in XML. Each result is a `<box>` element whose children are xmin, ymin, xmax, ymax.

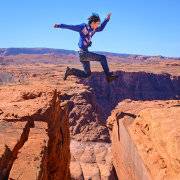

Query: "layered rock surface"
<box><xmin>80</xmin><ymin>70</ymin><xmax>180</xmax><ymax>120</ymax></box>
<box><xmin>1</xmin><ymin>62</ymin><xmax>180</xmax><ymax>179</ymax></box>
<box><xmin>70</xmin><ymin>140</ymin><xmax>117</xmax><ymax>180</ymax></box>
<box><xmin>107</xmin><ymin>100</ymin><xmax>180</xmax><ymax>180</ymax></box>
<box><xmin>0</xmin><ymin>85</ymin><xmax>70</xmax><ymax>180</ymax></box>
<box><xmin>0</xmin><ymin>64</ymin><xmax>116</xmax><ymax>180</ymax></box>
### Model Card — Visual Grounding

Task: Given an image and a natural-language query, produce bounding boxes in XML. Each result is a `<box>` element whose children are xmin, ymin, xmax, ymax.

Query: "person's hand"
<box><xmin>107</xmin><ymin>13</ymin><xmax>112</xmax><ymax>20</ymax></box>
<box><xmin>54</xmin><ymin>24</ymin><xmax>58</xmax><ymax>28</ymax></box>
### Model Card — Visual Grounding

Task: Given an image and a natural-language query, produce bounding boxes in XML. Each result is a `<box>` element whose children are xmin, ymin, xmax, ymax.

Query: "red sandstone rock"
<box><xmin>70</xmin><ymin>140</ymin><xmax>116</xmax><ymax>180</ymax></box>
<box><xmin>0</xmin><ymin>87</ymin><xmax>71</xmax><ymax>180</ymax></box>
<box><xmin>1</xmin><ymin>63</ymin><xmax>180</xmax><ymax>180</ymax></box>
<box><xmin>128</xmin><ymin>106</ymin><xmax>180</xmax><ymax>180</ymax></box>
<box><xmin>9</xmin><ymin>122</ymin><xmax>49</xmax><ymax>180</ymax></box>
<box><xmin>107</xmin><ymin>100</ymin><xmax>180</xmax><ymax>180</ymax></box>
<box><xmin>0</xmin><ymin>120</ymin><xmax>32</xmax><ymax>179</ymax></box>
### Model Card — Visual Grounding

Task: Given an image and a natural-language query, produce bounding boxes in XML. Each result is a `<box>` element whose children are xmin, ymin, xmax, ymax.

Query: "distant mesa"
<box><xmin>0</xmin><ymin>48</ymin><xmax>180</xmax><ymax>65</ymax></box>
<box><xmin>0</xmin><ymin>48</ymin><xmax>77</xmax><ymax>56</ymax></box>
<box><xmin>0</xmin><ymin>48</ymin><xmax>131</xmax><ymax>57</ymax></box>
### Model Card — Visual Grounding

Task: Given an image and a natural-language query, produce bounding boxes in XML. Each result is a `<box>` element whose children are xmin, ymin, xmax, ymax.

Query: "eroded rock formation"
<box><xmin>1</xmin><ymin>63</ymin><xmax>180</xmax><ymax>180</ymax></box>
<box><xmin>60</xmin><ymin>87</ymin><xmax>109</xmax><ymax>143</ymax></box>
<box><xmin>0</xmin><ymin>87</ymin><xmax>70</xmax><ymax>180</ymax></box>
<box><xmin>107</xmin><ymin>100</ymin><xmax>180</xmax><ymax>180</ymax></box>
<box><xmin>70</xmin><ymin>140</ymin><xmax>117</xmax><ymax>179</ymax></box>
<box><xmin>80</xmin><ymin>71</ymin><xmax>180</xmax><ymax>119</ymax></box>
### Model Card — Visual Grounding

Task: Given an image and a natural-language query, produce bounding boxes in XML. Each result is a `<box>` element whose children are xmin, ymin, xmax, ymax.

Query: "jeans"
<box><xmin>71</xmin><ymin>49</ymin><xmax>112</xmax><ymax>78</ymax></box>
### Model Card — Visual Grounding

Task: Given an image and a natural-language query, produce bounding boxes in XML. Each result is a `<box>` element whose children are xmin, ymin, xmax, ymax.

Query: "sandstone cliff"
<box><xmin>1</xmin><ymin>63</ymin><xmax>180</xmax><ymax>180</ymax></box>
<box><xmin>107</xmin><ymin>100</ymin><xmax>180</xmax><ymax>180</ymax></box>
<box><xmin>0</xmin><ymin>87</ymin><xmax>70</xmax><ymax>180</ymax></box>
<box><xmin>0</xmin><ymin>65</ymin><xmax>117</xmax><ymax>180</ymax></box>
<box><xmin>80</xmin><ymin>71</ymin><xmax>180</xmax><ymax>120</ymax></box>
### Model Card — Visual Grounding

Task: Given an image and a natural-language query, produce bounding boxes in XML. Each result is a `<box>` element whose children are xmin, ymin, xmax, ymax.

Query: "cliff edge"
<box><xmin>107</xmin><ymin>100</ymin><xmax>180</xmax><ymax>180</ymax></box>
<box><xmin>0</xmin><ymin>86</ymin><xmax>70</xmax><ymax>180</ymax></box>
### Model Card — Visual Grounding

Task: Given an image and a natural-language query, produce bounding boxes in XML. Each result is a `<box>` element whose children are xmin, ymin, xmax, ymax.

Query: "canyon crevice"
<box><xmin>1</xmin><ymin>64</ymin><xmax>180</xmax><ymax>179</ymax></box>
<box><xmin>0</xmin><ymin>88</ymin><xmax>70</xmax><ymax>180</ymax></box>
<box><xmin>79</xmin><ymin>71</ymin><xmax>180</xmax><ymax>119</ymax></box>
<box><xmin>75</xmin><ymin>70</ymin><xmax>180</xmax><ymax>179</ymax></box>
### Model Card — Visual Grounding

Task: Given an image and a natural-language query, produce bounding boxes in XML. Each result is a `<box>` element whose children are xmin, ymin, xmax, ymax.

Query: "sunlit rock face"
<box><xmin>107</xmin><ymin>100</ymin><xmax>180</xmax><ymax>180</ymax></box>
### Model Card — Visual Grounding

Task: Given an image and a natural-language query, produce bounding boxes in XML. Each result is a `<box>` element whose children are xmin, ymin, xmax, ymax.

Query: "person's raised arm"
<box><xmin>54</xmin><ymin>23</ymin><xmax>84</xmax><ymax>32</ymax></box>
<box><xmin>95</xmin><ymin>13</ymin><xmax>111</xmax><ymax>32</ymax></box>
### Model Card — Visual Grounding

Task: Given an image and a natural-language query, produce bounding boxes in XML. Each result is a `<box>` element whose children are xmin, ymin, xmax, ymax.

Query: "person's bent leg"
<box><xmin>80</xmin><ymin>51</ymin><xmax>119</xmax><ymax>83</ymax></box>
<box><xmin>63</xmin><ymin>66</ymin><xmax>91</xmax><ymax>80</ymax></box>
<box><xmin>71</xmin><ymin>61</ymin><xmax>91</xmax><ymax>78</ymax></box>
<box><xmin>63</xmin><ymin>49</ymin><xmax>91</xmax><ymax>80</ymax></box>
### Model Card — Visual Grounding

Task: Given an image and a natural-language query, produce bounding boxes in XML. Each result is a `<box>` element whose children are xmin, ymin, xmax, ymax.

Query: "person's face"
<box><xmin>90</xmin><ymin>21</ymin><xmax>100</xmax><ymax>30</ymax></box>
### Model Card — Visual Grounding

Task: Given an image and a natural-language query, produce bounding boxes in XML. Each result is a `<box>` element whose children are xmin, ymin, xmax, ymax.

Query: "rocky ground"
<box><xmin>0</xmin><ymin>61</ymin><xmax>180</xmax><ymax>179</ymax></box>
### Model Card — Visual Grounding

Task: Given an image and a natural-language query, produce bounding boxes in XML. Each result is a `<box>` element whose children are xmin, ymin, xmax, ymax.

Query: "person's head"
<box><xmin>88</xmin><ymin>13</ymin><xmax>100</xmax><ymax>30</ymax></box>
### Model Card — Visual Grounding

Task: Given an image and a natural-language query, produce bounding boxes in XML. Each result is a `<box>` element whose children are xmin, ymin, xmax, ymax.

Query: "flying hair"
<box><xmin>87</xmin><ymin>13</ymin><xmax>101</xmax><ymax>24</ymax></box>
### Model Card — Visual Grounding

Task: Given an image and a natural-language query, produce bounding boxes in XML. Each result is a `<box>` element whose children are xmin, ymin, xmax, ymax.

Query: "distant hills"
<box><xmin>0</xmin><ymin>48</ymin><xmax>179</xmax><ymax>65</ymax></box>
<box><xmin>0</xmin><ymin>48</ymin><xmax>131</xmax><ymax>57</ymax></box>
<box><xmin>0</xmin><ymin>48</ymin><xmax>77</xmax><ymax>56</ymax></box>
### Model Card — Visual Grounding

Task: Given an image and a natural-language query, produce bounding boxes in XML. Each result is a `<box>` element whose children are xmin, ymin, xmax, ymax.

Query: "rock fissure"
<box><xmin>79</xmin><ymin>71</ymin><xmax>180</xmax><ymax>119</ymax></box>
<box><xmin>0</xmin><ymin>89</ymin><xmax>71</xmax><ymax>180</ymax></box>
<box><xmin>1</xmin><ymin>64</ymin><xmax>180</xmax><ymax>180</ymax></box>
<box><xmin>73</xmin><ymin>70</ymin><xmax>180</xmax><ymax>180</ymax></box>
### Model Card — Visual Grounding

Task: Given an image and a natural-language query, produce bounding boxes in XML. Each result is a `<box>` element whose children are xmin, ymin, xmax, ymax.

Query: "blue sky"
<box><xmin>1</xmin><ymin>0</ymin><xmax>180</xmax><ymax>57</ymax></box>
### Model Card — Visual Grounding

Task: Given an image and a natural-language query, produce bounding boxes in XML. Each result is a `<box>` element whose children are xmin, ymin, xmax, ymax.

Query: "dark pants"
<box><xmin>71</xmin><ymin>49</ymin><xmax>112</xmax><ymax>78</ymax></box>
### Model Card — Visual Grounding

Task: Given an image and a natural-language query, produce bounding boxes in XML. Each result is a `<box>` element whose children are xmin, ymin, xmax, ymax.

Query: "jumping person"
<box><xmin>54</xmin><ymin>13</ymin><xmax>119</xmax><ymax>83</ymax></box>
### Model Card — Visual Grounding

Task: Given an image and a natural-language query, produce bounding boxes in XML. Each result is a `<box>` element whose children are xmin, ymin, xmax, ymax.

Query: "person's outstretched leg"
<box><xmin>71</xmin><ymin>61</ymin><xmax>91</xmax><ymax>77</ymax></box>
<box><xmin>63</xmin><ymin>61</ymin><xmax>91</xmax><ymax>80</ymax></box>
<box><xmin>63</xmin><ymin>50</ymin><xmax>118</xmax><ymax>82</ymax></box>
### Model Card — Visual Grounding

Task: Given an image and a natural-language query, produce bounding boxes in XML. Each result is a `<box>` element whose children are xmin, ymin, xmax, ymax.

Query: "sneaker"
<box><xmin>106</xmin><ymin>75</ymin><xmax>119</xmax><ymax>83</ymax></box>
<box><xmin>63</xmin><ymin>67</ymin><xmax>73</xmax><ymax>80</ymax></box>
